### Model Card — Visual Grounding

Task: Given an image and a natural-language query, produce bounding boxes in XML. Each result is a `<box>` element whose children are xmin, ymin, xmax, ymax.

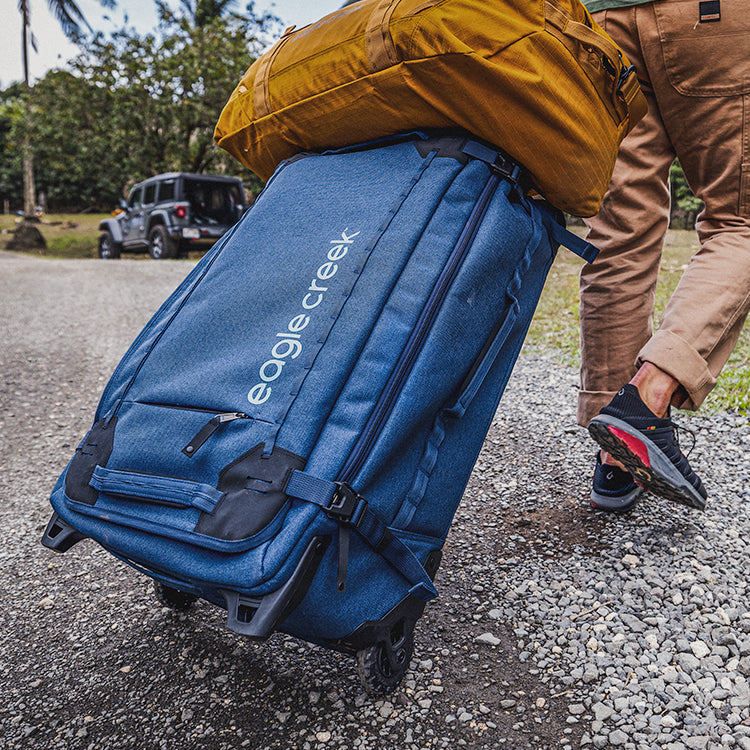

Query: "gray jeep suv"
<box><xmin>98</xmin><ymin>172</ymin><xmax>245</xmax><ymax>259</ymax></box>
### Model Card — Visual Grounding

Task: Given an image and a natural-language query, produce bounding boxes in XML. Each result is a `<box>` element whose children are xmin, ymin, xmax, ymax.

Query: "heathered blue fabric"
<box><xmin>50</xmin><ymin>136</ymin><xmax>566</xmax><ymax>643</ymax></box>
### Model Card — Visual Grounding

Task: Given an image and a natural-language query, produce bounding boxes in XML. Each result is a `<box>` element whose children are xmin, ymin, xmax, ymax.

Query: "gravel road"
<box><xmin>1</xmin><ymin>251</ymin><xmax>748</xmax><ymax>750</ymax></box>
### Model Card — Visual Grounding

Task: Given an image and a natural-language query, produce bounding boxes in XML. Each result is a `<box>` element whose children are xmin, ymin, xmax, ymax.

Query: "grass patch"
<box><xmin>524</xmin><ymin>244</ymin><xmax>584</xmax><ymax>365</ymax></box>
<box><xmin>1</xmin><ymin>212</ymin><xmax>107</xmax><ymax>259</ymax></box>
<box><xmin>1</xmin><ymin>213</ymin><xmax>208</xmax><ymax>261</ymax></box>
<box><xmin>525</xmin><ymin>229</ymin><xmax>750</xmax><ymax>414</ymax></box>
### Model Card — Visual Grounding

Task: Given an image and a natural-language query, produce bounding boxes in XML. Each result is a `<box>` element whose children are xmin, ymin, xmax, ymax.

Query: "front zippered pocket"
<box><xmin>94</xmin><ymin>232</ymin><xmax>236</xmax><ymax>423</ymax></box>
<box><xmin>63</xmin><ymin>403</ymin><xmax>305</xmax><ymax>553</ymax></box>
<box><xmin>336</xmin><ymin>171</ymin><xmax>501</xmax><ymax>486</ymax></box>
<box><xmin>84</xmin><ymin>401</ymin><xmax>277</xmax><ymax>485</ymax></box>
<box><xmin>121</xmin><ymin>401</ymin><xmax>270</xmax><ymax>458</ymax></box>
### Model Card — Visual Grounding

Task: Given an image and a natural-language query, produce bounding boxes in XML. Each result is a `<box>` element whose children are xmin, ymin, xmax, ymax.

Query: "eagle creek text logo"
<box><xmin>247</xmin><ymin>229</ymin><xmax>360</xmax><ymax>406</ymax></box>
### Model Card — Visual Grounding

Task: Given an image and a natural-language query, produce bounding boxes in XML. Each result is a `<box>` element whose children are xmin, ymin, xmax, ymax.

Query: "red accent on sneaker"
<box><xmin>608</xmin><ymin>426</ymin><xmax>651</xmax><ymax>467</ymax></box>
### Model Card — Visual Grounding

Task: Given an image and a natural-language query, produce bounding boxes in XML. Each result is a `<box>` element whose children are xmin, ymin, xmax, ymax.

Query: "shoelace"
<box><xmin>663</xmin><ymin>405</ymin><xmax>697</xmax><ymax>459</ymax></box>
<box><xmin>669</xmin><ymin>417</ymin><xmax>697</xmax><ymax>459</ymax></box>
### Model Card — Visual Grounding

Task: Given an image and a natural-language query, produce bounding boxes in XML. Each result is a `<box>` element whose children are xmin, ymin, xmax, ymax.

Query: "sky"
<box><xmin>0</xmin><ymin>0</ymin><xmax>345</xmax><ymax>87</ymax></box>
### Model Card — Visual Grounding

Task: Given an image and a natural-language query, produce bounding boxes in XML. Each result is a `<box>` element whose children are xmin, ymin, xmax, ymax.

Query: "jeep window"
<box><xmin>158</xmin><ymin>179</ymin><xmax>177</xmax><ymax>203</ymax></box>
<box><xmin>128</xmin><ymin>186</ymin><xmax>144</xmax><ymax>210</ymax></box>
<box><xmin>183</xmin><ymin>178</ymin><xmax>241</xmax><ymax>225</ymax></box>
<box><xmin>143</xmin><ymin>182</ymin><xmax>157</xmax><ymax>205</ymax></box>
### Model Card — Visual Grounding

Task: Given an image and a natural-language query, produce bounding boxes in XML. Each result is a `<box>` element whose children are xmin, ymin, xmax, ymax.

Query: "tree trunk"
<box><xmin>23</xmin><ymin>136</ymin><xmax>36</xmax><ymax>219</ymax></box>
<box><xmin>21</xmin><ymin>6</ymin><xmax>37</xmax><ymax>220</ymax></box>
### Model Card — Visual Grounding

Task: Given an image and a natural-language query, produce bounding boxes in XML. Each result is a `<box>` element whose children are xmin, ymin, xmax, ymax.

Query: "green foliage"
<box><xmin>26</xmin><ymin>69</ymin><xmax>121</xmax><ymax>208</ymax></box>
<box><xmin>524</xmin><ymin>255</ymin><xmax>582</xmax><ymax>365</ymax></box>
<box><xmin>670</xmin><ymin>161</ymin><xmax>702</xmax><ymax>212</ymax></box>
<box><xmin>708</xmin><ymin>357</ymin><xmax>750</xmax><ymax>413</ymax></box>
<box><xmin>1</xmin><ymin>1</ymin><xmax>279</xmax><ymax>211</ymax></box>
<box><xmin>670</xmin><ymin>161</ymin><xmax>703</xmax><ymax>228</ymax></box>
<box><xmin>174</xmin><ymin>0</ymin><xmax>239</xmax><ymax>28</ymax></box>
<box><xmin>0</xmin><ymin>87</ymin><xmax>26</xmax><ymax>205</ymax></box>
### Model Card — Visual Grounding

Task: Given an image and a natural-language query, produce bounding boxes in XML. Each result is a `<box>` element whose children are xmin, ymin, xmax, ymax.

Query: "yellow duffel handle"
<box><xmin>253</xmin><ymin>25</ymin><xmax>297</xmax><ymax>119</ymax></box>
<box><xmin>545</xmin><ymin>1</ymin><xmax>646</xmax><ymax>122</ymax></box>
<box><xmin>546</xmin><ymin>2</ymin><xmax>622</xmax><ymax>72</ymax></box>
<box><xmin>366</xmin><ymin>0</ymin><xmax>401</xmax><ymax>72</ymax></box>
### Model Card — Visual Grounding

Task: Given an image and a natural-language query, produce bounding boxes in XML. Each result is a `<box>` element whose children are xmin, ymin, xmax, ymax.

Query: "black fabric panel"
<box><xmin>195</xmin><ymin>443</ymin><xmax>306</xmax><ymax>541</ymax></box>
<box><xmin>64</xmin><ymin>418</ymin><xmax>117</xmax><ymax>505</ymax></box>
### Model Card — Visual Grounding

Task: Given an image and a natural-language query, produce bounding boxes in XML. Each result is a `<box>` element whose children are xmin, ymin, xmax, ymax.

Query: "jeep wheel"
<box><xmin>98</xmin><ymin>231</ymin><xmax>121</xmax><ymax>259</ymax></box>
<box><xmin>148</xmin><ymin>225</ymin><xmax>176</xmax><ymax>260</ymax></box>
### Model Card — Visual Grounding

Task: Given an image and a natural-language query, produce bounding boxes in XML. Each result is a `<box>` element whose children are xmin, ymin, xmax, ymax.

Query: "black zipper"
<box><xmin>138</xmin><ymin>401</ymin><xmax>242</xmax><ymax>414</ymax></box>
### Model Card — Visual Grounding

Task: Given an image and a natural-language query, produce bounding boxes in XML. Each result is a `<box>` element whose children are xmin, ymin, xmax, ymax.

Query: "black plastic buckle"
<box><xmin>618</xmin><ymin>63</ymin><xmax>636</xmax><ymax>92</ymax></box>
<box><xmin>326</xmin><ymin>482</ymin><xmax>367</xmax><ymax>527</ymax></box>
<box><xmin>490</xmin><ymin>154</ymin><xmax>522</xmax><ymax>185</ymax></box>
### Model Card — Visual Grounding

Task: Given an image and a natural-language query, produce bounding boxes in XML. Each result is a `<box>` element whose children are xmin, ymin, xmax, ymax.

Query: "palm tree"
<box><xmin>18</xmin><ymin>0</ymin><xmax>115</xmax><ymax>218</ymax></box>
<box><xmin>190</xmin><ymin>0</ymin><xmax>235</xmax><ymax>27</ymax></box>
<box><xmin>156</xmin><ymin>0</ymin><xmax>236</xmax><ymax>28</ymax></box>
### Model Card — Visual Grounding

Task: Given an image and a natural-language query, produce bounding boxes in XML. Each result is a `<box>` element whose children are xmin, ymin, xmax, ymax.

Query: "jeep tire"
<box><xmin>148</xmin><ymin>225</ymin><xmax>177</xmax><ymax>260</ymax></box>
<box><xmin>98</xmin><ymin>230</ymin><xmax>121</xmax><ymax>259</ymax></box>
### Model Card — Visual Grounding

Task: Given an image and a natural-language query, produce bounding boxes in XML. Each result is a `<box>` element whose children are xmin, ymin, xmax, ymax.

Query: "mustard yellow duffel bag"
<box><xmin>214</xmin><ymin>0</ymin><xmax>646</xmax><ymax>217</ymax></box>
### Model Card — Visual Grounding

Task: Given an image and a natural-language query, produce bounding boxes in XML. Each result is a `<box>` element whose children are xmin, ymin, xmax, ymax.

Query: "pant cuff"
<box><xmin>577</xmin><ymin>389</ymin><xmax>620</xmax><ymax>427</ymax></box>
<box><xmin>637</xmin><ymin>330</ymin><xmax>715</xmax><ymax>411</ymax></box>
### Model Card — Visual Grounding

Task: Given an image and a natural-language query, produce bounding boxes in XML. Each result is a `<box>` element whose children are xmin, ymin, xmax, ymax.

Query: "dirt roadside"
<box><xmin>2</xmin><ymin>251</ymin><xmax>720</xmax><ymax>750</ymax></box>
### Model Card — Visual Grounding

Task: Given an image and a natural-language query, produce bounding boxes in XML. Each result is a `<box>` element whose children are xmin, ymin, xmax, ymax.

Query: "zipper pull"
<box><xmin>182</xmin><ymin>413</ymin><xmax>250</xmax><ymax>458</ymax></box>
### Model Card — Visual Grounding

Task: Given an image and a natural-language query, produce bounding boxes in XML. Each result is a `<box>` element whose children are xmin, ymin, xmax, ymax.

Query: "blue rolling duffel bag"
<box><xmin>42</xmin><ymin>133</ymin><xmax>595</xmax><ymax>693</ymax></box>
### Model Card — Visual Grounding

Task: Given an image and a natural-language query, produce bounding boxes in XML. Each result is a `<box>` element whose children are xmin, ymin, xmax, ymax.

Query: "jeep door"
<box><xmin>120</xmin><ymin>186</ymin><xmax>145</xmax><ymax>248</ymax></box>
<box><xmin>138</xmin><ymin>182</ymin><xmax>158</xmax><ymax>244</ymax></box>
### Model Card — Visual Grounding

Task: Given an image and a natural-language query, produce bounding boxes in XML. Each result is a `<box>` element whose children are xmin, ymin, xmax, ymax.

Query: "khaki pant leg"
<box><xmin>636</xmin><ymin>0</ymin><xmax>750</xmax><ymax>409</ymax></box>
<box><xmin>578</xmin><ymin>7</ymin><xmax>675</xmax><ymax>427</ymax></box>
<box><xmin>578</xmin><ymin>0</ymin><xmax>750</xmax><ymax>424</ymax></box>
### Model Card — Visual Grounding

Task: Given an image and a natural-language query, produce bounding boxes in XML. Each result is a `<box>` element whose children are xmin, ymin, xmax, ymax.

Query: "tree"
<box><xmin>1</xmin><ymin>2</ymin><xmax>278</xmax><ymax>211</ymax></box>
<box><xmin>177</xmin><ymin>0</ymin><xmax>237</xmax><ymax>27</ymax></box>
<box><xmin>0</xmin><ymin>84</ymin><xmax>25</xmax><ymax>209</ymax></box>
<box><xmin>71</xmin><ymin>2</ymin><xmax>277</xmax><ymax>191</ymax></box>
<box><xmin>17</xmin><ymin>0</ymin><xmax>115</xmax><ymax>219</ymax></box>
<box><xmin>21</xmin><ymin>70</ymin><xmax>123</xmax><ymax>208</ymax></box>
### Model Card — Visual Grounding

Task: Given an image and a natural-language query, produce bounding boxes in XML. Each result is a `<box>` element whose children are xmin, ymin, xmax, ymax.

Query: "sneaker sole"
<box><xmin>590</xmin><ymin>484</ymin><xmax>642</xmax><ymax>513</ymax></box>
<box><xmin>588</xmin><ymin>415</ymin><xmax>707</xmax><ymax>511</ymax></box>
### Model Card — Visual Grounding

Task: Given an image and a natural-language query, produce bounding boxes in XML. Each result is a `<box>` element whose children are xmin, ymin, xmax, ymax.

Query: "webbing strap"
<box><xmin>460</xmin><ymin>139</ymin><xmax>599</xmax><ymax>264</ymax></box>
<box><xmin>253</xmin><ymin>25</ymin><xmax>296</xmax><ymax>119</ymax></box>
<box><xmin>619</xmin><ymin>68</ymin><xmax>648</xmax><ymax>123</ymax></box>
<box><xmin>90</xmin><ymin>466</ymin><xmax>222</xmax><ymax>513</ymax></box>
<box><xmin>546</xmin><ymin>219</ymin><xmax>599</xmax><ymax>263</ymax></box>
<box><xmin>285</xmin><ymin>470</ymin><xmax>438</xmax><ymax>601</ymax></box>
<box><xmin>365</xmin><ymin>0</ymin><xmax>400</xmax><ymax>73</ymax></box>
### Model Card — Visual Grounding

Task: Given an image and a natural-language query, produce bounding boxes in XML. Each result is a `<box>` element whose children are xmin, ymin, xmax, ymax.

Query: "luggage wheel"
<box><xmin>153</xmin><ymin>581</ymin><xmax>198</xmax><ymax>610</ymax></box>
<box><xmin>356</xmin><ymin>618</ymin><xmax>415</xmax><ymax>694</ymax></box>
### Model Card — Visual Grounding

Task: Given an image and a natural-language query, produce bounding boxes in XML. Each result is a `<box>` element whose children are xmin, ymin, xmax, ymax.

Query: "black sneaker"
<box><xmin>590</xmin><ymin>451</ymin><xmax>642</xmax><ymax>512</ymax></box>
<box><xmin>588</xmin><ymin>384</ymin><xmax>707</xmax><ymax>511</ymax></box>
